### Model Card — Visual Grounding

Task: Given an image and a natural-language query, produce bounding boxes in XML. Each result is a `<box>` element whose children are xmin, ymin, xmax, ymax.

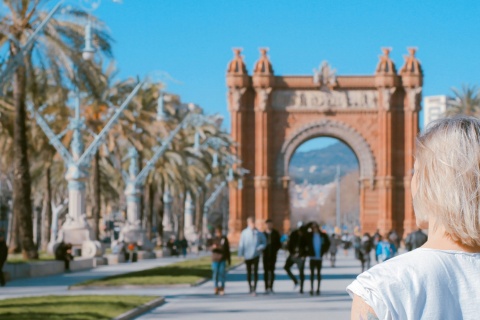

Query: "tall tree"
<box><xmin>0</xmin><ymin>1</ymin><xmax>112</xmax><ymax>258</ymax></box>
<box><xmin>445</xmin><ymin>85</ymin><xmax>480</xmax><ymax>117</ymax></box>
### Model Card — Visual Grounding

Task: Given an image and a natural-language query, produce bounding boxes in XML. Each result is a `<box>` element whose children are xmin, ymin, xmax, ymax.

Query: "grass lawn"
<box><xmin>75</xmin><ymin>255</ymin><xmax>243</xmax><ymax>287</ymax></box>
<box><xmin>0</xmin><ymin>295</ymin><xmax>156</xmax><ymax>320</ymax></box>
<box><xmin>7</xmin><ymin>252</ymin><xmax>56</xmax><ymax>264</ymax></box>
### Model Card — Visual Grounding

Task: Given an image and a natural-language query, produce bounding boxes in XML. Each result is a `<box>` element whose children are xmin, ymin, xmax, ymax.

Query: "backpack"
<box><xmin>360</xmin><ymin>237</ymin><xmax>372</xmax><ymax>254</ymax></box>
<box><xmin>378</xmin><ymin>242</ymin><xmax>393</xmax><ymax>262</ymax></box>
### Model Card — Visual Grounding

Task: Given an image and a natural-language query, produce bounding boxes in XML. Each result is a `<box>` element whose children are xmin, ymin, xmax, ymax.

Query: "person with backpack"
<box><xmin>375</xmin><ymin>235</ymin><xmax>396</xmax><ymax>263</ymax></box>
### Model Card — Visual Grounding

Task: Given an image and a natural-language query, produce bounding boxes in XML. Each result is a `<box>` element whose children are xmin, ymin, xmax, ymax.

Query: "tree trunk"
<box><xmin>41</xmin><ymin>166</ymin><xmax>53</xmax><ymax>251</ymax></box>
<box><xmin>156</xmin><ymin>190</ymin><xmax>164</xmax><ymax>247</ymax></box>
<box><xmin>177</xmin><ymin>192</ymin><xmax>186</xmax><ymax>239</ymax></box>
<box><xmin>8</xmin><ymin>207</ymin><xmax>20</xmax><ymax>253</ymax></box>
<box><xmin>146</xmin><ymin>183</ymin><xmax>154</xmax><ymax>240</ymax></box>
<box><xmin>194</xmin><ymin>188</ymin><xmax>204</xmax><ymax>235</ymax></box>
<box><xmin>13</xmin><ymin>61</ymin><xmax>37</xmax><ymax>259</ymax></box>
<box><xmin>138</xmin><ymin>153</ymin><xmax>145</xmax><ymax>226</ymax></box>
<box><xmin>91</xmin><ymin>151</ymin><xmax>101</xmax><ymax>240</ymax></box>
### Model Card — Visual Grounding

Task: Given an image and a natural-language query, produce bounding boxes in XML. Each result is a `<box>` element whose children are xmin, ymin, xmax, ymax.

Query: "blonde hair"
<box><xmin>414</xmin><ymin>116</ymin><xmax>480</xmax><ymax>247</ymax></box>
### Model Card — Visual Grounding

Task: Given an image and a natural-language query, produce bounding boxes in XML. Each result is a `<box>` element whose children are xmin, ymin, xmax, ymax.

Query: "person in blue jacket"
<box><xmin>375</xmin><ymin>234</ymin><xmax>397</xmax><ymax>263</ymax></box>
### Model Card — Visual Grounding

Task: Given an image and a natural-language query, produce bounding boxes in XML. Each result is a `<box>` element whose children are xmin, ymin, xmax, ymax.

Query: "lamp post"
<box><xmin>201</xmin><ymin>154</ymin><xmax>249</xmax><ymax>243</ymax></box>
<box><xmin>335</xmin><ymin>165</ymin><xmax>341</xmax><ymax>230</ymax></box>
<box><xmin>30</xmin><ymin>81</ymin><xmax>144</xmax><ymax>257</ymax></box>
<box><xmin>117</xmin><ymin>111</ymin><xmax>218</xmax><ymax>252</ymax></box>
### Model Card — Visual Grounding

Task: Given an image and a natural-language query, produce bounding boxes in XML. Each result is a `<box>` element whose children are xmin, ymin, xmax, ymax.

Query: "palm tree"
<box><xmin>445</xmin><ymin>85</ymin><xmax>480</xmax><ymax>117</ymax></box>
<box><xmin>0</xmin><ymin>1</ymin><xmax>112</xmax><ymax>258</ymax></box>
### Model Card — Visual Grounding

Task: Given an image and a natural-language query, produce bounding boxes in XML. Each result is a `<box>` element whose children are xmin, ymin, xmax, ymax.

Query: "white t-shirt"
<box><xmin>347</xmin><ymin>248</ymin><xmax>480</xmax><ymax>320</ymax></box>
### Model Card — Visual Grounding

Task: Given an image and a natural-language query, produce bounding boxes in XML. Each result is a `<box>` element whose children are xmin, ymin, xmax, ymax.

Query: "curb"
<box><xmin>113</xmin><ymin>297</ymin><xmax>165</xmax><ymax>320</ymax></box>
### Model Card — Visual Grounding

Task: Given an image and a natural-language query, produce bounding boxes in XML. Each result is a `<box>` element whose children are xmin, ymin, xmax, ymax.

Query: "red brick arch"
<box><xmin>226</xmin><ymin>47</ymin><xmax>423</xmax><ymax>244</ymax></box>
<box><xmin>276</xmin><ymin>119</ymin><xmax>376</xmax><ymax>181</ymax></box>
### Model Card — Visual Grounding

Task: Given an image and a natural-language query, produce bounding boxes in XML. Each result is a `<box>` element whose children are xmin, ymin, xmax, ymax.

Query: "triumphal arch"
<box><xmin>226</xmin><ymin>47</ymin><xmax>423</xmax><ymax>243</ymax></box>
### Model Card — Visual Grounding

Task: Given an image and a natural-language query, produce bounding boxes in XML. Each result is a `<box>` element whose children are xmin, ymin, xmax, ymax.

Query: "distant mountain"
<box><xmin>289</xmin><ymin>142</ymin><xmax>359</xmax><ymax>184</ymax></box>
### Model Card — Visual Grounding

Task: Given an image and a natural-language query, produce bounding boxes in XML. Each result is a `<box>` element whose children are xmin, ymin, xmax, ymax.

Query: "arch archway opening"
<box><xmin>288</xmin><ymin>137</ymin><xmax>360</xmax><ymax>235</ymax></box>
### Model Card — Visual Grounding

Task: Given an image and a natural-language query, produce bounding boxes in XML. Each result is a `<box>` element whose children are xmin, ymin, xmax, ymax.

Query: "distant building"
<box><xmin>423</xmin><ymin>95</ymin><xmax>457</xmax><ymax>128</ymax></box>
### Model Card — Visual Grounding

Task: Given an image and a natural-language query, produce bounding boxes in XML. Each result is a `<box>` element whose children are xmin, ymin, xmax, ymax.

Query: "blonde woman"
<box><xmin>347</xmin><ymin>116</ymin><xmax>480</xmax><ymax>319</ymax></box>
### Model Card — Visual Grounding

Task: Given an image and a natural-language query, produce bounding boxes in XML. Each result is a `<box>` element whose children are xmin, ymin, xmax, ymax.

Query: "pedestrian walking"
<box><xmin>329</xmin><ymin>233</ymin><xmax>341</xmax><ymax>267</ymax></box>
<box><xmin>306</xmin><ymin>222</ymin><xmax>330</xmax><ymax>296</ymax></box>
<box><xmin>358</xmin><ymin>233</ymin><xmax>373</xmax><ymax>272</ymax></box>
<box><xmin>342</xmin><ymin>232</ymin><xmax>352</xmax><ymax>256</ymax></box>
<box><xmin>0</xmin><ymin>231</ymin><xmax>8</xmax><ymax>286</ymax></box>
<box><xmin>372</xmin><ymin>229</ymin><xmax>381</xmax><ymax>262</ymax></box>
<box><xmin>210</xmin><ymin>226</ymin><xmax>231</xmax><ymax>296</ymax></box>
<box><xmin>375</xmin><ymin>235</ymin><xmax>396</xmax><ymax>263</ymax></box>
<box><xmin>238</xmin><ymin>217</ymin><xmax>266</xmax><ymax>296</ymax></box>
<box><xmin>167</xmin><ymin>235</ymin><xmax>178</xmax><ymax>257</ymax></box>
<box><xmin>284</xmin><ymin>221</ymin><xmax>308</xmax><ymax>294</ymax></box>
<box><xmin>405</xmin><ymin>228</ymin><xmax>428</xmax><ymax>251</ymax></box>
<box><xmin>388</xmin><ymin>229</ymin><xmax>400</xmax><ymax>252</ymax></box>
<box><xmin>263</xmin><ymin>219</ymin><xmax>281</xmax><ymax>294</ymax></box>
<box><xmin>179</xmin><ymin>236</ymin><xmax>188</xmax><ymax>258</ymax></box>
<box><xmin>348</xmin><ymin>116</ymin><xmax>480</xmax><ymax>319</ymax></box>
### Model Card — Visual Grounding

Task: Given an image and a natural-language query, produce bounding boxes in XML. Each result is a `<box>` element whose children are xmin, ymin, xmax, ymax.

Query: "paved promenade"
<box><xmin>0</xmin><ymin>250</ymin><xmax>365</xmax><ymax>319</ymax></box>
<box><xmin>138</xmin><ymin>251</ymin><xmax>362</xmax><ymax>320</ymax></box>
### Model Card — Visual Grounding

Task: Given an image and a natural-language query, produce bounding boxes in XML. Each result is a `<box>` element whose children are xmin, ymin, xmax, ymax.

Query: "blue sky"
<box><xmin>88</xmin><ymin>0</ymin><xmax>480</xmax><ymax>152</ymax></box>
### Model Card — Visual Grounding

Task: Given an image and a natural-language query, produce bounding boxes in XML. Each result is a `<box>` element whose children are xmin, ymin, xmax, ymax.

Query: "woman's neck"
<box><xmin>422</xmin><ymin>220</ymin><xmax>480</xmax><ymax>253</ymax></box>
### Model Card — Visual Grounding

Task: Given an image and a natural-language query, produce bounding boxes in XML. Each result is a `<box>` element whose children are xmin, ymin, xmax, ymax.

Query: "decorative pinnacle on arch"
<box><xmin>400</xmin><ymin>47</ymin><xmax>423</xmax><ymax>76</ymax></box>
<box><xmin>313</xmin><ymin>61</ymin><xmax>336</xmax><ymax>88</ymax></box>
<box><xmin>254</xmin><ymin>48</ymin><xmax>274</xmax><ymax>75</ymax></box>
<box><xmin>376</xmin><ymin>47</ymin><xmax>397</xmax><ymax>74</ymax></box>
<box><xmin>227</xmin><ymin>48</ymin><xmax>248</xmax><ymax>75</ymax></box>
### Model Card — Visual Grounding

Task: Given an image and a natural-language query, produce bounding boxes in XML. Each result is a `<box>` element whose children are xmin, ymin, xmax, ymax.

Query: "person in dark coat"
<box><xmin>167</xmin><ymin>236</ymin><xmax>178</xmax><ymax>257</ymax></box>
<box><xmin>263</xmin><ymin>219</ymin><xmax>281</xmax><ymax>293</ymax></box>
<box><xmin>0</xmin><ymin>232</ymin><xmax>8</xmax><ymax>286</ymax></box>
<box><xmin>178</xmin><ymin>237</ymin><xmax>188</xmax><ymax>258</ymax></box>
<box><xmin>55</xmin><ymin>242</ymin><xmax>73</xmax><ymax>271</ymax></box>
<box><xmin>405</xmin><ymin>228</ymin><xmax>428</xmax><ymax>251</ymax></box>
<box><xmin>210</xmin><ymin>226</ymin><xmax>231</xmax><ymax>295</ymax></box>
<box><xmin>305</xmin><ymin>222</ymin><xmax>330</xmax><ymax>295</ymax></box>
<box><xmin>358</xmin><ymin>233</ymin><xmax>373</xmax><ymax>272</ymax></box>
<box><xmin>284</xmin><ymin>221</ymin><xmax>308</xmax><ymax>294</ymax></box>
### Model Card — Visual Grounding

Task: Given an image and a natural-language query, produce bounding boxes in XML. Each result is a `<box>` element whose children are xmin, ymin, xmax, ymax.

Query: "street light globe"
<box><xmin>82</xmin><ymin>50</ymin><xmax>95</xmax><ymax>61</ymax></box>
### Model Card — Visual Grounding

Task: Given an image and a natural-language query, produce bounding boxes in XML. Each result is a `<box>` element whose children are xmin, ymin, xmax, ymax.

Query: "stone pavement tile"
<box><xmin>137</xmin><ymin>251</ymin><xmax>365</xmax><ymax>320</ymax></box>
<box><xmin>0</xmin><ymin>253</ymin><xmax>205</xmax><ymax>300</ymax></box>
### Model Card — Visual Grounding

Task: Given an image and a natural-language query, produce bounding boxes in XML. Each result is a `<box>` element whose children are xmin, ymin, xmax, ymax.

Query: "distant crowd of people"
<box><xmin>207</xmin><ymin>216</ymin><xmax>430</xmax><ymax>297</ymax></box>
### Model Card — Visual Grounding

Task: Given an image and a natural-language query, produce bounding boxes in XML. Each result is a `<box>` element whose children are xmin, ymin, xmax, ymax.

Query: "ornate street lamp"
<box><xmin>82</xmin><ymin>18</ymin><xmax>96</xmax><ymax>61</ymax></box>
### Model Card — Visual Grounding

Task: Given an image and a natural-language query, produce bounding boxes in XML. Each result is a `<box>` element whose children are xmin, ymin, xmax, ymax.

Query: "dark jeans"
<box><xmin>263</xmin><ymin>255</ymin><xmax>277</xmax><ymax>290</ymax></box>
<box><xmin>284</xmin><ymin>255</ymin><xmax>305</xmax><ymax>289</ymax></box>
<box><xmin>360</xmin><ymin>251</ymin><xmax>371</xmax><ymax>272</ymax></box>
<box><xmin>245</xmin><ymin>256</ymin><xmax>260</xmax><ymax>291</ymax></box>
<box><xmin>309</xmin><ymin>259</ymin><xmax>323</xmax><ymax>292</ymax></box>
<box><xmin>0</xmin><ymin>262</ymin><xmax>5</xmax><ymax>286</ymax></box>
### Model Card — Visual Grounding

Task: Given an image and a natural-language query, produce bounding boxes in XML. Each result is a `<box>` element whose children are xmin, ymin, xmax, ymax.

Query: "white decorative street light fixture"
<box><xmin>82</xmin><ymin>19</ymin><xmax>96</xmax><ymax>61</ymax></box>
<box><xmin>30</xmin><ymin>81</ymin><xmax>144</xmax><ymax>257</ymax></box>
<box><xmin>115</xmin><ymin>111</ymin><xmax>220</xmax><ymax>254</ymax></box>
